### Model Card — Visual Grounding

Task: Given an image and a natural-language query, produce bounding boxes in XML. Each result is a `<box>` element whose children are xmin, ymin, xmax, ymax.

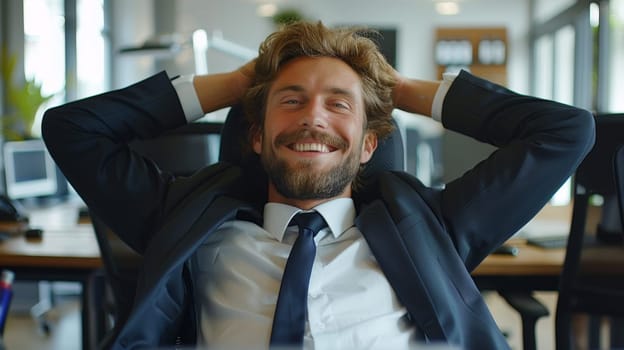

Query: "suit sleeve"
<box><xmin>439</xmin><ymin>70</ymin><xmax>595</xmax><ymax>270</ymax></box>
<box><xmin>42</xmin><ymin>72</ymin><xmax>187</xmax><ymax>253</ymax></box>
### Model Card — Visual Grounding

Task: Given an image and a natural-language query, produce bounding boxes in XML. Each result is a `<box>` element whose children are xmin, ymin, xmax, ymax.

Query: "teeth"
<box><xmin>293</xmin><ymin>143</ymin><xmax>330</xmax><ymax>152</ymax></box>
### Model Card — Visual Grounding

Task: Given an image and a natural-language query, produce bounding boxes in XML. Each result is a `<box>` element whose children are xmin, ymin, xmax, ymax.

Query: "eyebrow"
<box><xmin>272</xmin><ymin>85</ymin><xmax>305</xmax><ymax>96</ymax></box>
<box><xmin>271</xmin><ymin>84</ymin><xmax>357</xmax><ymax>100</ymax></box>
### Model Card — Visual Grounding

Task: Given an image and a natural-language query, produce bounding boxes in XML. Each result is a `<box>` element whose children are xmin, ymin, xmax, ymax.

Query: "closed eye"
<box><xmin>329</xmin><ymin>99</ymin><xmax>352</xmax><ymax>111</ymax></box>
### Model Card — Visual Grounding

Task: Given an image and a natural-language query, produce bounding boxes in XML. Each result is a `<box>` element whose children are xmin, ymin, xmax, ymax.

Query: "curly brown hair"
<box><xmin>243</xmin><ymin>21</ymin><xmax>397</xmax><ymax>140</ymax></box>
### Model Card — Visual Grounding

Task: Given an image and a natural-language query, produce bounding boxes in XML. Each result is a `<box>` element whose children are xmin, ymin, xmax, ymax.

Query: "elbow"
<box><xmin>40</xmin><ymin>106</ymin><xmax>65</xmax><ymax>142</ymax></box>
<box><xmin>573</xmin><ymin>109</ymin><xmax>596</xmax><ymax>160</ymax></box>
<box><xmin>41</xmin><ymin>107</ymin><xmax>59</xmax><ymax>150</ymax></box>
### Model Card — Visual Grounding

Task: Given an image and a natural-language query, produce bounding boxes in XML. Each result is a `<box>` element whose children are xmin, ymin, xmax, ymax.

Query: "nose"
<box><xmin>299</xmin><ymin>98</ymin><xmax>328</xmax><ymax>129</ymax></box>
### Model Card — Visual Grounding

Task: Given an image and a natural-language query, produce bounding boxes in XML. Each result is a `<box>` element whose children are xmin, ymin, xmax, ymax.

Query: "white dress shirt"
<box><xmin>191</xmin><ymin>199</ymin><xmax>418</xmax><ymax>349</ymax></box>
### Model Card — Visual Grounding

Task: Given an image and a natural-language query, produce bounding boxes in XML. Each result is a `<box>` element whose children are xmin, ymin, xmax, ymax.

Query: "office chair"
<box><xmin>555</xmin><ymin>114</ymin><xmax>624</xmax><ymax>350</ymax></box>
<box><xmin>499</xmin><ymin>291</ymin><xmax>549</xmax><ymax>350</ymax></box>
<box><xmin>89</xmin><ymin>211</ymin><xmax>142</xmax><ymax>348</ymax></box>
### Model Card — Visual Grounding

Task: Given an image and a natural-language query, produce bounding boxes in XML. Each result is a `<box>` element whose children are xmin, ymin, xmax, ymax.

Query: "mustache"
<box><xmin>274</xmin><ymin>129</ymin><xmax>348</xmax><ymax>150</ymax></box>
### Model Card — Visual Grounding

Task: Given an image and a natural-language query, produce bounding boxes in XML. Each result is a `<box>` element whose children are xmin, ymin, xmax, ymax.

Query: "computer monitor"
<box><xmin>3</xmin><ymin>139</ymin><xmax>58</xmax><ymax>199</ymax></box>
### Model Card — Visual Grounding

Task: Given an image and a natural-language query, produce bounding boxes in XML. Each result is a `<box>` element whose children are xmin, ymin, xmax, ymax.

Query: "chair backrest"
<box><xmin>573</xmin><ymin>114</ymin><xmax>624</xmax><ymax>241</ymax></box>
<box><xmin>131</xmin><ymin>122</ymin><xmax>223</xmax><ymax>176</ymax></box>
<box><xmin>556</xmin><ymin>114</ymin><xmax>624</xmax><ymax>349</ymax></box>
<box><xmin>89</xmin><ymin>210</ymin><xmax>142</xmax><ymax>342</ymax></box>
<box><xmin>559</xmin><ymin>114</ymin><xmax>624</xmax><ymax>286</ymax></box>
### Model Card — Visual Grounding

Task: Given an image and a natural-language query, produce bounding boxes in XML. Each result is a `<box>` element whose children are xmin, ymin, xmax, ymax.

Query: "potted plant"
<box><xmin>272</xmin><ymin>9</ymin><xmax>305</xmax><ymax>27</ymax></box>
<box><xmin>1</xmin><ymin>49</ymin><xmax>53</xmax><ymax>141</ymax></box>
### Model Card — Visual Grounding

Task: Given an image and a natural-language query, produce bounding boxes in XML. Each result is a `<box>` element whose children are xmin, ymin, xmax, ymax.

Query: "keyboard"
<box><xmin>526</xmin><ymin>235</ymin><xmax>569</xmax><ymax>249</ymax></box>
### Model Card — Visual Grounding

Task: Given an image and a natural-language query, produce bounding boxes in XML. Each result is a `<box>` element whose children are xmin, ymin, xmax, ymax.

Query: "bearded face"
<box><xmin>251</xmin><ymin>56</ymin><xmax>377</xmax><ymax>207</ymax></box>
<box><xmin>259</xmin><ymin>128</ymin><xmax>364</xmax><ymax>200</ymax></box>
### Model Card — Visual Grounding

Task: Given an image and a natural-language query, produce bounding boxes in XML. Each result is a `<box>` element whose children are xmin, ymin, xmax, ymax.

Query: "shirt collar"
<box><xmin>263</xmin><ymin>198</ymin><xmax>356</xmax><ymax>242</ymax></box>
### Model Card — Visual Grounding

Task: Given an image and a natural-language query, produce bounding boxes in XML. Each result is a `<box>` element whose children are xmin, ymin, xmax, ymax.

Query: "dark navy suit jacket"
<box><xmin>42</xmin><ymin>70</ymin><xmax>595</xmax><ymax>349</ymax></box>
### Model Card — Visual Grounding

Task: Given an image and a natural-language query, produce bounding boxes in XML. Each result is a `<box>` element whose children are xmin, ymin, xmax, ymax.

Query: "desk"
<box><xmin>0</xmin><ymin>202</ymin><xmax>101</xmax><ymax>350</ymax></box>
<box><xmin>473</xmin><ymin>239</ymin><xmax>566</xmax><ymax>291</ymax></box>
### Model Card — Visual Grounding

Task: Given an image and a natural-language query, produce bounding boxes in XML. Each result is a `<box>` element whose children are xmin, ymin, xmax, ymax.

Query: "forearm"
<box><xmin>192</xmin><ymin>60</ymin><xmax>255</xmax><ymax>114</ymax></box>
<box><xmin>193</xmin><ymin>71</ymin><xmax>252</xmax><ymax>113</ymax></box>
<box><xmin>393</xmin><ymin>76</ymin><xmax>441</xmax><ymax>117</ymax></box>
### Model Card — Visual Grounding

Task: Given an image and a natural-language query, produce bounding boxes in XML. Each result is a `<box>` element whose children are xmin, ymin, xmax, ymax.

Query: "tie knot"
<box><xmin>291</xmin><ymin>211</ymin><xmax>327</xmax><ymax>236</ymax></box>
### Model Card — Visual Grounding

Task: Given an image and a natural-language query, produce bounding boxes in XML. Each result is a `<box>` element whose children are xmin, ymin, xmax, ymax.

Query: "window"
<box><xmin>554</xmin><ymin>25</ymin><xmax>575</xmax><ymax>105</ymax></box>
<box><xmin>607</xmin><ymin>0</ymin><xmax>624</xmax><ymax>111</ymax></box>
<box><xmin>22</xmin><ymin>0</ymin><xmax>109</xmax><ymax>137</ymax></box>
<box><xmin>23</xmin><ymin>0</ymin><xmax>65</xmax><ymax>100</ymax></box>
<box><xmin>76</xmin><ymin>0</ymin><xmax>109</xmax><ymax>98</ymax></box>
<box><xmin>534</xmin><ymin>35</ymin><xmax>553</xmax><ymax>100</ymax></box>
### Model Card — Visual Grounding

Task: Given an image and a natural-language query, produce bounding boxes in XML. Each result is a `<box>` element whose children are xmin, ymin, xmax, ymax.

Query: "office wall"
<box><xmin>110</xmin><ymin>0</ymin><xmax>156</xmax><ymax>88</ymax></box>
<box><xmin>110</xmin><ymin>0</ymin><xmax>531</xmax><ymax>183</ymax></box>
<box><xmin>112</xmin><ymin>0</ymin><xmax>530</xmax><ymax>92</ymax></box>
<box><xmin>185</xmin><ymin>0</ymin><xmax>529</xmax><ymax>91</ymax></box>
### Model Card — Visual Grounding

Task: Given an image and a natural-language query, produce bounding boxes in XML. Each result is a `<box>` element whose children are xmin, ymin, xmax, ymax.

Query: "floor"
<box><xmin>2</xmin><ymin>289</ymin><xmax>559</xmax><ymax>350</ymax></box>
<box><xmin>4</xmin><ymin>297</ymin><xmax>82</xmax><ymax>350</ymax></box>
<box><xmin>486</xmin><ymin>291</ymin><xmax>559</xmax><ymax>350</ymax></box>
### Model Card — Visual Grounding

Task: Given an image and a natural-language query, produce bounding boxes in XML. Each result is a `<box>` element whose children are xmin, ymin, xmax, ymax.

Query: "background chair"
<box><xmin>499</xmin><ymin>291</ymin><xmax>549</xmax><ymax>350</ymax></box>
<box><xmin>555</xmin><ymin>114</ymin><xmax>624</xmax><ymax>350</ymax></box>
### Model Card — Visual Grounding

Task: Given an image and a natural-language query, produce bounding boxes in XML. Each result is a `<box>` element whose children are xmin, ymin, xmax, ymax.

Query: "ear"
<box><xmin>251</xmin><ymin>127</ymin><xmax>262</xmax><ymax>155</ymax></box>
<box><xmin>360</xmin><ymin>132</ymin><xmax>377</xmax><ymax>164</ymax></box>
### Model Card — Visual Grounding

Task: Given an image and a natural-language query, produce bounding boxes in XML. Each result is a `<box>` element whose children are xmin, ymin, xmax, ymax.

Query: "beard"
<box><xmin>260</xmin><ymin>129</ymin><xmax>363</xmax><ymax>200</ymax></box>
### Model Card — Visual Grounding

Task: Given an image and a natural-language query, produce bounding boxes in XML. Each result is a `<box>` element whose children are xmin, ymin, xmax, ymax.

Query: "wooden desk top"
<box><xmin>0</xmin><ymin>225</ymin><xmax>101</xmax><ymax>269</ymax></box>
<box><xmin>0</xmin><ymin>202</ymin><xmax>569</xmax><ymax>277</ymax></box>
<box><xmin>473</xmin><ymin>239</ymin><xmax>566</xmax><ymax>276</ymax></box>
<box><xmin>0</xmin><ymin>202</ymin><xmax>102</xmax><ymax>270</ymax></box>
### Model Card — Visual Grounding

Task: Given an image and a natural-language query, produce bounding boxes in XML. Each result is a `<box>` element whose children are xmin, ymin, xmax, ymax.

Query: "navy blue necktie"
<box><xmin>270</xmin><ymin>211</ymin><xmax>327</xmax><ymax>347</ymax></box>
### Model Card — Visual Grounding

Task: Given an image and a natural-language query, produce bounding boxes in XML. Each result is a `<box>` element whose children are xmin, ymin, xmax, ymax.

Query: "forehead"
<box><xmin>270</xmin><ymin>56</ymin><xmax>363</xmax><ymax>98</ymax></box>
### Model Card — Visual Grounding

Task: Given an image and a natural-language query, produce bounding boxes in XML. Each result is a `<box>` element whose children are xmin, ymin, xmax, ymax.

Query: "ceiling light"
<box><xmin>257</xmin><ymin>3</ymin><xmax>278</xmax><ymax>17</ymax></box>
<box><xmin>436</xmin><ymin>2</ymin><xmax>460</xmax><ymax>16</ymax></box>
<box><xmin>589</xmin><ymin>2</ymin><xmax>599</xmax><ymax>28</ymax></box>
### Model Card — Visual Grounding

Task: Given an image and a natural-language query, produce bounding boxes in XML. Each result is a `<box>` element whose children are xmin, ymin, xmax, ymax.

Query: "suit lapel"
<box><xmin>356</xmin><ymin>200</ymin><xmax>445</xmax><ymax>341</ymax></box>
<box><xmin>139</xmin><ymin>195</ymin><xmax>259</xmax><ymax>298</ymax></box>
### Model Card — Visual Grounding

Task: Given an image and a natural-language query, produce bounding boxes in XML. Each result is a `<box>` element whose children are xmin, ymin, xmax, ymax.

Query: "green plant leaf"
<box><xmin>2</xmin><ymin>48</ymin><xmax>54</xmax><ymax>140</ymax></box>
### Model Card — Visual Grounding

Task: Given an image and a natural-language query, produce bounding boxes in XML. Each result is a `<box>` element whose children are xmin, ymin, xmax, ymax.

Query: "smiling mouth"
<box><xmin>277</xmin><ymin>129</ymin><xmax>346</xmax><ymax>154</ymax></box>
<box><xmin>290</xmin><ymin>143</ymin><xmax>333</xmax><ymax>153</ymax></box>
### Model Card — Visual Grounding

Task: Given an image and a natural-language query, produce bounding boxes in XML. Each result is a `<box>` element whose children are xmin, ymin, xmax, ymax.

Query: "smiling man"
<box><xmin>256</xmin><ymin>56</ymin><xmax>376</xmax><ymax>207</ymax></box>
<box><xmin>42</xmin><ymin>21</ymin><xmax>594</xmax><ymax>350</ymax></box>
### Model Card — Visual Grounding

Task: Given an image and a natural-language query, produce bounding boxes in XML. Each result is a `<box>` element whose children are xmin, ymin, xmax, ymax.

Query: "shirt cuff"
<box><xmin>430</xmin><ymin>72</ymin><xmax>458</xmax><ymax>122</ymax></box>
<box><xmin>172</xmin><ymin>74</ymin><xmax>205</xmax><ymax>122</ymax></box>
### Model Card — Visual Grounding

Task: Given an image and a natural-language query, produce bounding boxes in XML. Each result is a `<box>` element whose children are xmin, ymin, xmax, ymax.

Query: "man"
<box><xmin>42</xmin><ymin>21</ymin><xmax>594</xmax><ymax>349</ymax></box>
